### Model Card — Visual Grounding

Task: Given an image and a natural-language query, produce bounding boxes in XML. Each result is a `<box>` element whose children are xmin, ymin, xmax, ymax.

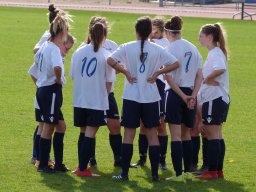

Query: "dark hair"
<box><xmin>200</xmin><ymin>23</ymin><xmax>228</xmax><ymax>58</ymax></box>
<box><xmin>87</xmin><ymin>16</ymin><xmax>108</xmax><ymax>44</ymax></box>
<box><xmin>48</xmin><ymin>4</ymin><xmax>60</xmax><ymax>23</ymax></box>
<box><xmin>152</xmin><ymin>18</ymin><xmax>165</xmax><ymax>33</ymax></box>
<box><xmin>135</xmin><ymin>16</ymin><xmax>152</xmax><ymax>62</ymax></box>
<box><xmin>164</xmin><ymin>16</ymin><xmax>183</xmax><ymax>35</ymax></box>
<box><xmin>90</xmin><ymin>23</ymin><xmax>106</xmax><ymax>52</ymax></box>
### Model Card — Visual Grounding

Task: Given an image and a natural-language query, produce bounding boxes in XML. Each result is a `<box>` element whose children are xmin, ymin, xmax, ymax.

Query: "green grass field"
<box><xmin>0</xmin><ymin>6</ymin><xmax>256</xmax><ymax>192</ymax></box>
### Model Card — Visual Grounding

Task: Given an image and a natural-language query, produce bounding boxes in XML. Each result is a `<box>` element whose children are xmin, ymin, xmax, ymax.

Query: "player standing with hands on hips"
<box><xmin>108</xmin><ymin>16</ymin><xmax>180</xmax><ymax>181</ymax></box>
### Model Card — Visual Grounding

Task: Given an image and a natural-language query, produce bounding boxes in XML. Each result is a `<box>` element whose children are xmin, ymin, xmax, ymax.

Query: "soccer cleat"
<box><xmin>192</xmin><ymin>165</ymin><xmax>208</xmax><ymax>175</ymax></box>
<box><xmin>30</xmin><ymin>157</ymin><xmax>36</xmax><ymax>165</ymax></box>
<box><xmin>183</xmin><ymin>172</ymin><xmax>194</xmax><ymax>180</ymax></box>
<box><xmin>130</xmin><ymin>160</ymin><xmax>146</xmax><ymax>168</ymax></box>
<box><xmin>112</xmin><ymin>174</ymin><xmax>128</xmax><ymax>181</ymax></box>
<box><xmin>166</xmin><ymin>175</ymin><xmax>185</xmax><ymax>182</ymax></box>
<box><xmin>54</xmin><ymin>164</ymin><xmax>70</xmax><ymax>172</ymax></box>
<box><xmin>37</xmin><ymin>166</ymin><xmax>55</xmax><ymax>173</ymax></box>
<box><xmin>75</xmin><ymin>168</ymin><xmax>100</xmax><ymax>177</ymax></box>
<box><xmin>217</xmin><ymin>170</ymin><xmax>224</xmax><ymax>179</ymax></box>
<box><xmin>196</xmin><ymin>171</ymin><xmax>218</xmax><ymax>180</ymax></box>
<box><xmin>152</xmin><ymin>175</ymin><xmax>160</xmax><ymax>182</ymax></box>
<box><xmin>89</xmin><ymin>158</ymin><xmax>97</xmax><ymax>168</ymax></box>
<box><xmin>159</xmin><ymin>162</ymin><xmax>168</xmax><ymax>170</ymax></box>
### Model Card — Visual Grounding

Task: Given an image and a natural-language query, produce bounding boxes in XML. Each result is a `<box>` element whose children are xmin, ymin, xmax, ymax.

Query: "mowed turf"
<box><xmin>0</xmin><ymin>6</ymin><xmax>255</xmax><ymax>192</ymax></box>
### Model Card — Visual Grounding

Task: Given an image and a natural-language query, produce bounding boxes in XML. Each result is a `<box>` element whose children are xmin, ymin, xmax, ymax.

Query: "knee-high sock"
<box><xmin>35</xmin><ymin>134</ymin><xmax>41</xmax><ymax>161</ymax></box>
<box><xmin>79</xmin><ymin>137</ymin><xmax>94</xmax><ymax>171</ymax></box>
<box><xmin>208</xmin><ymin>139</ymin><xmax>220</xmax><ymax>171</ymax></box>
<box><xmin>171</xmin><ymin>141</ymin><xmax>183</xmax><ymax>176</ymax></box>
<box><xmin>149</xmin><ymin>145</ymin><xmax>160</xmax><ymax>177</ymax></box>
<box><xmin>78</xmin><ymin>133</ymin><xmax>84</xmax><ymax>165</ymax></box>
<box><xmin>53</xmin><ymin>132</ymin><xmax>64</xmax><ymax>166</ymax></box>
<box><xmin>32</xmin><ymin>126</ymin><xmax>39</xmax><ymax>158</ymax></box>
<box><xmin>39</xmin><ymin>138</ymin><xmax>51</xmax><ymax>168</ymax></box>
<box><xmin>191</xmin><ymin>136</ymin><xmax>200</xmax><ymax>166</ymax></box>
<box><xmin>109</xmin><ymin>134</ymin><xmax>122</xmax><ymax>161</ymax></box>
<box><xmin>138</xmin><ymin>134</ymin><xmax>148</xmax><ymax>162</ymax></box>
<box><xmin>218</xmin><ymin>139</ymin><xmax>225</xmax><ymax>171</ymax></box>
<box><xmin>158</xmin><ymin>136</ymin><xmax>168</xmax><ymax>164</ymax></box>
<box><xmin>182</xmin><ymin>140</ymin><xmax>193</xmax><ymax>172</ymax></box>
<box><xmin>121</xmin><ymin>144</ymin><xmax>133</xmax><ymax>177</ymax></box>
<box><xmin>90</xmin><ymin>138</ymin><xmax>96</xmax><ymax>160</ymax></box>
<box><xmin>202</xmin><ymin>137</ymin><xmax>208</xmax><ymax>167</ymax></box>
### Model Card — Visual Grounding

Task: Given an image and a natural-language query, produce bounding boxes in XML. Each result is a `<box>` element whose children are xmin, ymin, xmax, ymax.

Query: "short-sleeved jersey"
<box><xmin>70</xmin><ymin>44</ymin><xmax>115</xmax><ymax>110</ymax></box>
<box><xmin>166</xmin><ymin>39</ymin><xmax>202</xmax><ymax>90</ymax></box>
<box><xmin>110</xmin><ymin>40</ymin><xmax>177</xmax><ymax>103</ymax></box>
<box><xmin>152</xmin><ymin>38</ymin><xmax>170</xmax><ymax>83</ymax></box>
<box><xmin>198</xmin><ymin>47</ymin><xmax>229</xmax><ymax>104</ymax></box>
<box><xmin>34</xmin><ymin>42</ymin><xmax>64</xmax><ymax>88</ymax></box>
<box><xmin>34</xmin><ymin>31</ymin><xmax>51</xmax><ymax>50</ymax></box>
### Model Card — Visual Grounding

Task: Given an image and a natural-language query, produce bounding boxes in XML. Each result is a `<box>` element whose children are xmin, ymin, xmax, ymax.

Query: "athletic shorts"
<box><xmin>106</xmin><ymin>92</ymin><xmax>120</xmax><ymax>120</ymax></box>
<box><xmin>74</xmin><ymin>107</ymin><xmax>107</xmax><ymax>127</ymax></box>
<box><xmin>121</xmin><ymin>99</ymin><xmax>160</xmax><ymax>129</ymax></box>
<box><xmin>165</xmin><ymin>88</ymin><xmax>196</xmax><ymax>128</ymax></box>
<box><xmin>36</xmin><ymin>83</ymin><xmax>63</xmax><ymax>124</ymax></box>
<box><xmin>202</xmin><ymin>97</ymin><xmax>230</xmax><ymax>125</ymax></box>
<box><xmin>156</xmin><ymin>79</ymin><xmax>166</xmax><ymax>117</ymax></box>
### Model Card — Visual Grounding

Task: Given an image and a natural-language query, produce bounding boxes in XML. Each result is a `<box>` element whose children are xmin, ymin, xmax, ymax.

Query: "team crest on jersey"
<box><xmin>49</xmin><ymin>116</ymin><xmax>54</xmax><ymax>123</ymax></box>
<box><xmin>207</xmin><ymin>117</ymin><xmax>212</xmax><ymax>123</ymax></box>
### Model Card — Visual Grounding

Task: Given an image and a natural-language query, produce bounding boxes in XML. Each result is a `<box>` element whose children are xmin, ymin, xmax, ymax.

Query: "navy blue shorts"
<box><xmin>107</xmin><ymin>92</ymin><xmax>120</xmax><ymax>120</ymax></box>
<box><xmin>36</xmin><ymin>84</ymin><xmax>63</xmax><ymax>124</ymax></box>
<box><xmin>202</xmin><ymin>97</ymin><xmax>230</xmax><ymax>125</ymax></box>
<box><xmin>74</xmin><ymin>107</ymin><xmax>107</xmax><ymax>127</ymax></box>
<box><xmin>121</xmin><ymin>99</ymin><xmax>160</xmax><ymax>129</ymax></box>
<box><xmin>156</xmin><ymin>79</ymin><xmax>166</xmax><ymax>117</ymax></box>
<box><xmin>165</xmin><ymin>88</ymin><xmax>196</xmax><ymax>128</ymax></box>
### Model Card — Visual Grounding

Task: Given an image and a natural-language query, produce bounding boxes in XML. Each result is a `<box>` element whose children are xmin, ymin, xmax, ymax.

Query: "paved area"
<box><xmin>0</xmin><ymin>1</ymin><xmax>248</xmax><ymax>19</ymax></box>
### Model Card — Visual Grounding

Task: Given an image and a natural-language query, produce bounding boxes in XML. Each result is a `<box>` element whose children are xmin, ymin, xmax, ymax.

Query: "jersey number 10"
<box><xmin>81</xmin><ymin>57</ymin><xmax>97</xmax><ymax>77</ymax></box>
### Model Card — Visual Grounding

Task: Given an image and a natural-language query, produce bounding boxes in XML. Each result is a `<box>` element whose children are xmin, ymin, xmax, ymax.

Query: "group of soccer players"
<box><xmin>29</xmin><ymin>4</ymin><xmax>230</xmax><ymax>182</ymax></box>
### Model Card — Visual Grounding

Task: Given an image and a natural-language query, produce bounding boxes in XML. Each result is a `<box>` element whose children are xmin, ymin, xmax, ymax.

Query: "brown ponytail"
<box><xmin>200</xmin><ymin>23</ymin><xmax>228</xmax><ymax>59</ymax></box>
<box><xmin>90</xmin><ymin>23</ymin><xmax>106</xmax><ymax>52</ymax></box>
<box><xmin>164</xmin><ymin>16</ymin><xmax>183</xmax><ymax>35</ymax></box>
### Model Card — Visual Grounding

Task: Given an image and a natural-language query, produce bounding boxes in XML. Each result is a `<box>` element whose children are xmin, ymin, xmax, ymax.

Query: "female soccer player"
<box><xmin>108</xmin><ymin>16</ymin><xmax>179</xmax><ymax>181</ymax></box>
<box><xmin>34</xmin><ymin>12</ymin><xmax>71</xmax><ymax>173</ymax></box>
<box><xmin>132</xmin><ymin>18</ymin><xmax>169</xmax><ymax>170</ymax></box>
<box><xmin>76</xmin><ymin>16</ymin><xmax>122</xmax><ymax>168</ymax></box>
<box><xmin>197</xmin><ymin>23</ymin><xmax>230</xmax><ymax>179</ymax></box>
<box><xmin>164</xmin><ymin>16</ymin><xmax>203</xmax><ymax>181</ymax></box>
<box><xmin>70</xmin><ymin>22</ymin><xmax>115</xmax><ymax>177</ymax></box>
<box><xmin>29</xmin><ymin>4</ymin><xmax>63</xmax><ymax>165</ymax></box>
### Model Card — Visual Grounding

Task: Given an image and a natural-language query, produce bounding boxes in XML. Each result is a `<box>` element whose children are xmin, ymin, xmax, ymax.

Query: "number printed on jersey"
<box><xmin>184</xmin><ymin>51</ymin><xmax>192</xmax><ymax>73</ymax></box>
<box><xmin>81</xmin><ymin>57</ymin><xmax>97</xmax><ymax>77</ymax></box>
<box><xmin>39</xmin><ymin>53</ymin><xmax>44</xmax><ymax>72</ymax></box>
<box><xmin>139</xmin><ymin>52</ymin><xmax>148</xmax><ymax>73</ymax></box>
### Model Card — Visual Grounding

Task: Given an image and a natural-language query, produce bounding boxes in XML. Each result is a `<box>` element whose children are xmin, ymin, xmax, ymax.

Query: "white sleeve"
<box><xmin>160</xmin><ymin>47</ymin><xmax>178</xmax><ymax>67</ymax></box>
<box><xmin>34</xmin><ymin>31</ymin><xmax>51</xmax><ymax>49</ymax></box>
<box><xmin>106</xmin><ymin>61</ymin><xmax>116</xmax><ymax>83</ymax></box>
<box><xmin>212</xmin><ymin>55</ymin><xmax>226</xmax><ymax>71</ymax></box>
<box><xmin>109</xmin><ymin>44</ymin><xmax>126</xmax><ymax>63</ymax></box>
<box><xmin>28</xmin><ymin>63</ymin><xmax>39</xmax><ymax>79</ymax></box>
<box><xmin>197</xmin><ymin>52</ymin><xmax>203</xmax><ymax>69</ymax></box>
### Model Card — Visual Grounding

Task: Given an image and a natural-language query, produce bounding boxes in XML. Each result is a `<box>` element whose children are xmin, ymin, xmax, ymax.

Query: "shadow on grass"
<box><xmin>38</xmin><ymin>166</ymin><xmax>248</xmax><ymax>192</ymax></box>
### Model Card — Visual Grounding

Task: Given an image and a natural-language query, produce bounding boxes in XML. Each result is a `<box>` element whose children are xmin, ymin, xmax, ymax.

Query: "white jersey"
<box><xmin>34</xmin><ymin>42</ymin><xmax>64</xmax><ymax>88</ymax></box>
<box><xmin>166</xmin><ymin>38</ymin><xmax>202</xmax><ymax>90</ymax></box>
<box><xmin>34</xmin><ymin>31</ymin><xmax>51</xmax><ymax>50</ymax></box>
<box><xmin>198</xmin><ymin>47</ymin><xmax>229</xmax><ymax>105</ymax></box>
<box><xmin>152</xmin><ymin>38</ymin><xmax>170</xmax><ymax>83</ymax></box>
<box><xmin>110</xmin><ymin>40</ymin><xmax>177</xmax><ymax>103</ymax></box>
<box><xmin>70</xmin><ymin>44</ymin><xmax>115</xmax><ymax>110</ymax></box>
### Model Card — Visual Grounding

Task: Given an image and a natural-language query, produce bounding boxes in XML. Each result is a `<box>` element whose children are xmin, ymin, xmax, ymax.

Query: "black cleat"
<box><xmin>54</xmin><ymin>164</ymin><xmax>70</xmax><ymax>172</ymax></box>
<box><xmin>89</xmin><ymin>158</ymin><xmax>97</xmax><ymax>168</ymax></box>
<box><xmin>37</xmin><ymin>166</ymin><xmax>55</xmax><ymax>173</ymax></box>
<box><xmin>152</xmin><ymin>175</ymin><xmax>160</xmax><ymax>182</ymax></box>
<box><xmin>130</xmin><ymin>160</ymin><xmax>146</xmax><ymax>168</ymax></box>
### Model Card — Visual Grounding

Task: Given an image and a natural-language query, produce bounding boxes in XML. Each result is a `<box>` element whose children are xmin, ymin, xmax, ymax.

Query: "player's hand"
<box><xmin>147</xmin><ymin>71</ymin><xmax>159</xmax><ymax>83</ymax></box>
<box><xmin>124</xmin><ymin>70</ymin><xmax>137</xmax><ymax>84</ymax></box>
<box><xmin>203</xmin><ymin>78</ymin><xmax>219</xmax><ymax>86</ymax></box>
<box><xmin>187</xmin><ymin>97</ymin><xmax>196</xmax><ymax>109</ymax></box>
<box><xmin>55</xmin><ymin>78</ymin><xmax>62</xmax><ymax>85</ymax></box>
